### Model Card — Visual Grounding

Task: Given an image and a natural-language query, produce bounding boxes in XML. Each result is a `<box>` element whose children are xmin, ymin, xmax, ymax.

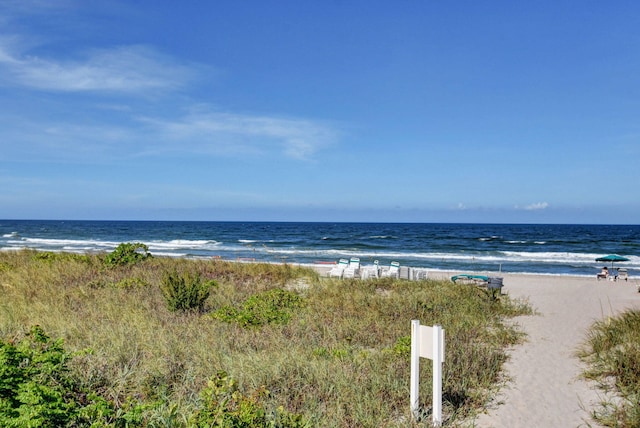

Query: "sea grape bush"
<box><xmin>160</xmin><ymin>270</ymin><xmax>216</xmax><ymax>312</ymax></box>
<box><xmin>211</xmin><ymin>288</ymin><xmax>303</xmax><ymax>327</ymax></box>
<box><xmin>0</xmin><ymin>325</ymin><xmax>139</xmax><ymax>427</ymax></box>
<box><xmin>103</xmin><ymin>243</ymin><xmax>152</xmax><ymax>268</ymax></box>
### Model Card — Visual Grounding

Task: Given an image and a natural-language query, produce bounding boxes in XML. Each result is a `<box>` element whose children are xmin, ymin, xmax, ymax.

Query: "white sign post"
<box><xmin>410</xmin><ymin>320</ymin><xmax>445</xmax><ymax>426</ymax></box>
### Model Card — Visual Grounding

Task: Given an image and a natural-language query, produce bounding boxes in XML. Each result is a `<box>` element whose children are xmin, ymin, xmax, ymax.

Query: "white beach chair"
<box><xmin>328</xmin><ymin>259</ymin><xmax>349</xmax><ymax>278</ymax></box>
<box><xmin>381</xmin><ymin>261</ymin><xmax>400</xmax><ymax>279</ymax></box>
<box><xmin>411</xmin><ymin>268</ymin><xmax>428</xmax><ymax>280</ymax></box>
<box><xmin>360</xmin><ymin>260</ymin><xmax>380</xmax><ymax>280</ymax></box>
<box><xmin>617</xmin><ymin>268</ymin><xmax>629</xmax><ymax>281</ymax></box>
<box><xmin>343</xmin><ymin>257</ymin><xmax>361</xmax><ymax>279</ymax></box>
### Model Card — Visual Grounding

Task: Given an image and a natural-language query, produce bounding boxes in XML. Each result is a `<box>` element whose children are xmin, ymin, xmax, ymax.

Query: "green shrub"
<box><xmin>191</xmin><ymin>371</ymin><xmax>308</xmax><ymax>428</ymax></box>
<box><xmin>160</xmin><ymin>270</ymin><xmax>215</xmax><ymax>312</ymax></box>
<box><xmin>211</xmin><ymin>288</ymin><xmax>303</xmax><ymax>327</ymax></box>
<box><xmin>103</xmin><ymin>243</ymin><xmax>151</xmax><ymax>268</ymax></box>
<box><xmin>0</xmin><ymin>326</ymin><xmax>132</xmax><ymax>427</ymax></box>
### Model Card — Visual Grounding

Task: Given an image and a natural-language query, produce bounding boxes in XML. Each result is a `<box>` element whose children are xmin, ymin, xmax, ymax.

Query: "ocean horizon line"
<box><xmin>2</xmin><ymin>218</ymin><xmax>639</xmax><ymax>227</ymax></box>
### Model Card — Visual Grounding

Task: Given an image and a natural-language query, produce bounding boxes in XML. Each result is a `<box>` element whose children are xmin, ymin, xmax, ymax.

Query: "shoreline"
<box><xmin>3</xmin><ymin>220</ymin><xmax>639</xmax><ymax>279</ymax></box>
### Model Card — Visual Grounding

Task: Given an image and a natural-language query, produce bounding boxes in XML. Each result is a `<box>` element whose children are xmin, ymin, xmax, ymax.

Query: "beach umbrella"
<box><xmin>595</xmin><ymin>254</ymin><xmax>630</xmax><ymax>269</ymax></box>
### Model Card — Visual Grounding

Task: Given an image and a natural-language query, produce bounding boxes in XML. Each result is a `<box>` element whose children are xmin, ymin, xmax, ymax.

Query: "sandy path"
<box><xmin>468</xmin><ymin>274</ymin><xmax>640</xmax><ymax>428</ymax></box>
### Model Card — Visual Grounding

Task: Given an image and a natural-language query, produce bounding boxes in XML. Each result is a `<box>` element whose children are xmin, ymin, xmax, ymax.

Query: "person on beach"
<box><xmin>597</xmin><ymin>266</ymin><xmax>609</xmax><ymax>280</ymax></box>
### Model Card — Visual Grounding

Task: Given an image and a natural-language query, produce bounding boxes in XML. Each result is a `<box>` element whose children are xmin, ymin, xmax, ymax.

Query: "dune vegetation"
<box><xmin>577</xmin><ymin>309</ymin><xmax>640</xmax><ymax>428</ymax></box>
<box><xmin>0</xmin><ymin>246</ymin><xmax>532</xmax><ymax>427</ymax></box>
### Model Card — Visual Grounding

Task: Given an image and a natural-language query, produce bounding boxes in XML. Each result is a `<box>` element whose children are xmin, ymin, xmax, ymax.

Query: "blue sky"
<box><xmin>1</xmin><ymin>1</ymin><xmax>638</xmax><ymax>224</ymax></box>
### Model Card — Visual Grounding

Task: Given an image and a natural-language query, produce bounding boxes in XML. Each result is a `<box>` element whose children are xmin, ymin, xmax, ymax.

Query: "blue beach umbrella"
<box><xmin>595</xmin><ymin>254</ymin><xmax>630</xmax><ymax>269</ymax></box>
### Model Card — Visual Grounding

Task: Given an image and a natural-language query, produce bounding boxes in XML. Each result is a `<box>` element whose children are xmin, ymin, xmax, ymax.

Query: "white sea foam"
<box><xmin>22</xmin><ymin>237</ymin><xmax>119</xmax><ymax>248</ymax></box>
<box><xmin>151</xmin><ymin>251</ymin><xmax>188</xmax><ymax>258</ymax></box>
<box><xmin>147</xmin><ymin>240</ymin><xmax>219</xmax><ymax>250</ymax></box>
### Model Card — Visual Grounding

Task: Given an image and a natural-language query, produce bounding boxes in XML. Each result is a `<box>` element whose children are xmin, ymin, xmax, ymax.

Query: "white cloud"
<box><xmin>516</xmin><ymin>202</ymin><xmax>549</xmax><ymax>211</ymax></box>
<box><xmin>0</xmin><ymin>40</ymin><xmax>196</xmax><ymax>93</ymax></box>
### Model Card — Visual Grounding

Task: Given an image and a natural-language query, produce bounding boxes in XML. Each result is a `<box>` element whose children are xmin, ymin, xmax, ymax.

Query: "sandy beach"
<box><xmin>426</xmin><ymin>271</ymin><xmax>640</xmax><ymax>427</ymax></box>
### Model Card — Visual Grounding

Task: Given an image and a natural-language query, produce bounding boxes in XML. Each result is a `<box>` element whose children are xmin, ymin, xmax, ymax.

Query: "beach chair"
<box><xmin>381</xmin><ymin>261</ymin><xmax>400</xmax><ymax>279</ymax></box>
<box><xmin>343</xmin><ymin>257</ymin><xmax>361</xmax><ymax>279</ymax></box>
<box><xmin>360</xmin><ymin>260</ymin><xmax>380</xmax><ymax>280</ymax></box>
<box><xmin>617</xmin><ymin>268</ymin><xmax>629</xmax><ymax>281</ymax></box>
<box><xmin>411</xmin><ymin>268</ymin><xmax>428</xmax><ymax>280</ymax></box>
<box><xmin>328</xmin><ymin>259</ymin><xmax>349</xmax><ymax>278</ymax></box>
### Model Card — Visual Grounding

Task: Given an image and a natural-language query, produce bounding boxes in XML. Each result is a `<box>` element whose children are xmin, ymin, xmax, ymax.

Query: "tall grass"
<box><xmin>577</xmin><ymin>309</ymin><xmax>640</xmax><ymax>427</ymax></box>
<box><xmin>0</xmin><ymin>249</ymin><xmax>531</xmax><ymax>426</ymax></box>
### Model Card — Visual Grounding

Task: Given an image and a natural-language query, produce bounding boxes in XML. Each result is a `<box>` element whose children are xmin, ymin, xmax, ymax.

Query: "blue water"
<box><xmin>1</xmin><ymin>220</ymin><xmax>639</xmax><ymax>277</ymax></box>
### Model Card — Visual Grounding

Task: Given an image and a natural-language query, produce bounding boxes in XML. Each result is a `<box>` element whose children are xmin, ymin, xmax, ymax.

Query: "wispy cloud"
<box><xmin>140</xmin><ymin>110</ymin><xmax>339</xmax><ymax>160</ymax></box>
<box><xmin>0</xmin><ymin>39</ymin><xmax>196</xmax><ymax>93</ymax></box>
<box><xmin>0</xmin><ymin>106</ymin><xmax>339</xmax><ymax>162</ymax></box>
<box><xmin>516</xmin><ymin>202</ymin><xmax>549</xmax><ymax>211</ymax></box>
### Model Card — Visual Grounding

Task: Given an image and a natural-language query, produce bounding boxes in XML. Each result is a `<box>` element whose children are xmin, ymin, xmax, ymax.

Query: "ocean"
<box><xmin>1</xmin><ymin>220</ymin><xmax>639</xmax><ymax>277</ymax></box>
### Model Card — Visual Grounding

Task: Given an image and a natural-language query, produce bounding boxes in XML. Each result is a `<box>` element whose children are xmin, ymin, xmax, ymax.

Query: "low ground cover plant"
<box><xmin>191</xmin><ymin>371</ymin><xmax>308</xmax><ymax>427</ymax></box>
<box><xmin>577</xmin><ymin>309</ymin><xmax>640</xmax><ymax>427</ymax></box>
<box><xmin>0</xmin><ymin>249</ymin><xmax>532</xmax><ymax>426</ymax></box>
<box><xmin>211</xmin><ymin>288</ymin><xmax>303</xmax><ymax>327</ymax></box>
